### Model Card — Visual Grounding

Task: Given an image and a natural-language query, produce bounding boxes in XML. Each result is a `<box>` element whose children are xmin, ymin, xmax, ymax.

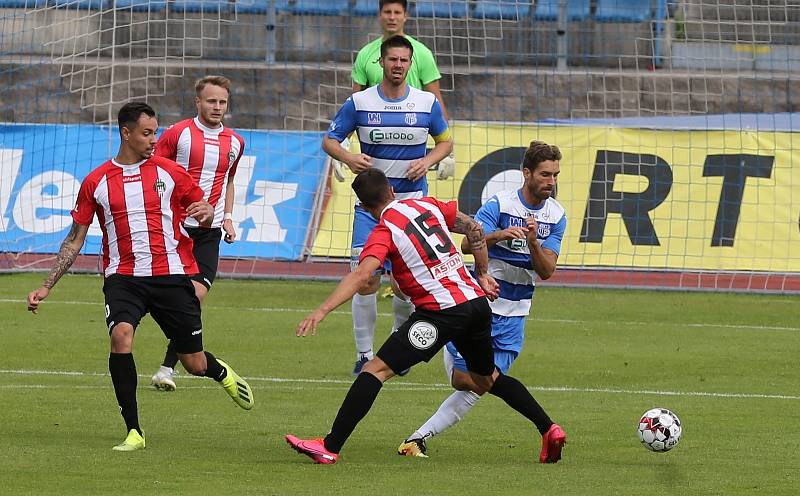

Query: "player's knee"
<box><xmin>470</xmin><ymin>374</ymin><xmax>495</xmax><ymax>395</ymax></box>
<box><xmin>109</xmin><ymin>322</ymin><xmax>135</xmax><ymax>352</ymax></box>
<box><xmin>361</xmin><ymin>357</ymin><xmax>392</xmax><ymax>382</ymax></box>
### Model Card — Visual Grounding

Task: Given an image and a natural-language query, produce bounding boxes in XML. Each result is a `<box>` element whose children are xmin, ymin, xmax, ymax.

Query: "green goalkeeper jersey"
<box><xmin>352</xmin><ymin>35</ymin><xmax>442</xmax><ymax>89</ymax></box>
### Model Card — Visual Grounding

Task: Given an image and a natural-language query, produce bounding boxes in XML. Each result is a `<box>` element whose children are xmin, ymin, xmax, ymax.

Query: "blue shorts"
<box><xmin>446</xmin><ymin>314</ymin><xmax>525</xmax><ymax>374</ymax></box>
<box><xmin>351</xmin><ymin>205</ymin><xmax>390</xmax><ymax>273</ymax></box>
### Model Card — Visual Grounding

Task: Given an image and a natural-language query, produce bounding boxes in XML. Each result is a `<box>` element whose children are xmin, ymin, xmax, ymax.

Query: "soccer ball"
<box><xmin>637</xmin><ymin>408</ymin><xmax>682</xmax><ymax>452</ymax></box>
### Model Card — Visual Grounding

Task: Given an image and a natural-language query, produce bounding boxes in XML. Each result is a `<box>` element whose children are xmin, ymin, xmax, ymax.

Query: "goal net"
<box><xmin>1</xmin><ymin>0</ymin><xmax>798</xmax><ymax>292</ymax></box>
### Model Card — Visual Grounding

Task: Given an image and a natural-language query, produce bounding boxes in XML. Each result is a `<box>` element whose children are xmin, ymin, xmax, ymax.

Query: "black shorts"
<box><xmin>103</xmin><ymin>274</ymin><xmax>204</xmax><ymax>354</ymax></box>
<box><xmin>376</xmin><ymin>297</ymin><xmax>494</xmax><ymax>377</ymax></box>
<box><xmin>185</xmin><ymin>226</ymin><xmax>222</xmax><ymax>290</ymax></box>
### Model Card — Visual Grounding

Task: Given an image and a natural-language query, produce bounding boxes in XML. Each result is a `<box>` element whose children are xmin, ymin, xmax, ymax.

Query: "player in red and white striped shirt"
<box><xmin>287</xmin><ymin>170</ymin><xmax>567</xmax><ymax>465</ymax></box>
<box><xmin>27</xmin><ymin>103</ymin><xmax>254</xmax><ymax>451</ymax></box>
<box><xmin>150</xmin><ymin>75</ymin><xmax>246</xmax><ymax>391</ymax></box>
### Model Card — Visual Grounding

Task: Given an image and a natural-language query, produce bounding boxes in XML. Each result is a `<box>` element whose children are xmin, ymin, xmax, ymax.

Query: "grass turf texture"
<box><xmin>1</xmin><ymin>272</ymin><xmax>798</xmax><ymax>495</ymax></box>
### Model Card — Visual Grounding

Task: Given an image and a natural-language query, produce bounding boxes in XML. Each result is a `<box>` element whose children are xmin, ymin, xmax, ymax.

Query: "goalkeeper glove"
<box><xmin>436</xmin><ymin>151</ymin><xmax>456</xmax><ymax>180</ymax></box>
<box><xmin>331</xmin><ymin>137</ymin><xmax>351</xmax><ymax>183</ymax></box>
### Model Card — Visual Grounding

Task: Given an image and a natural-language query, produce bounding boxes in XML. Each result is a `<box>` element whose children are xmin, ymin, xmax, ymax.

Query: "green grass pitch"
<box><xmin>1</xmin><ymin>272</ymin><xmax>799</xmax><ymax>495</ymax></box>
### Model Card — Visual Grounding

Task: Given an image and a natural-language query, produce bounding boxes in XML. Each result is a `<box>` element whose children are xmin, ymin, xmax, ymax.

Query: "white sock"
<box><xmin>409</xmin><ymin>390</ymin><xmax>481</xmax><ymax>440</ymax></box>
<box><xmin>352</xmin><ymin>292</ymin><xmax>377</xmax><ymax>359</ymax></box>
<box><xmin>392</xmin><ymin>295</ymin><xmax>413</xmax><ymax>331</ymax></box>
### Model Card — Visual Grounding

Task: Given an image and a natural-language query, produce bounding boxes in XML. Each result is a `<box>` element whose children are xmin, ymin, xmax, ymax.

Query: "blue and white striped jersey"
<box><xmin>475</xmin><ymin>189</ymin><xmax>567</xmax><ymax>317</ymax></box>
<box><xmin>327</xmin><ymin>84</ymin><xmax>449</xmax><ymax>200</ymax></box>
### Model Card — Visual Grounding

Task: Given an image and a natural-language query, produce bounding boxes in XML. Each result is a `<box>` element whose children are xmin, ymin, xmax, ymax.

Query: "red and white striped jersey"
<box><xmin>71</xmin><ymin>156</ymin><xmax>204</xmax><ymax>277</ymax></box>
<box><xmin>155</xmin><ymin>117</ymin><xmax>245</xmax><ymax>228</ymax></box>
<box><xmin>360</xmin><ymin>197</ymin><xmax>484</xmax><ymax>311</ymax></box>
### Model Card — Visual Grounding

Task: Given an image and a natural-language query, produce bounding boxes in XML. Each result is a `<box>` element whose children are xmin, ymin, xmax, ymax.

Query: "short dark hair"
<box><xmin>118</xmin><ymin>102</ymin><xmax>155</xmax><ymax>134</ymax></box>
<box><xmin>522</xmin><ymin>141</ymin><xmax>562</xmax><ymax>171</ymax></box>
<box><xmin>380</xmin><ymin>35</ymin><xmax>414</xmax><ymax>59</ymax></box>
<box><xmin>352</xmin><ymin>169</ymin><xmax>392</xmax><ymax>209</ymax></box>
<box><xmin>195</xmin><ymin>75</ymin><xmax>231</xmax><ymax>97</ymax></box>
<box><xmin>379</xmin><ymin>0</ymin><xmax>406</xmax><ymax>12</ymax></box>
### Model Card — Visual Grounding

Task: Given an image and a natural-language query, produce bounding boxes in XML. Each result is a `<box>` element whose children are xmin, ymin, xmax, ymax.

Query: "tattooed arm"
<box><xmin>451</xmin><ymin>211</ymin><xmax>499</xmax><ymax>299</ymax></box>
<box><xmin>27</xmin><ymin>222</ymin><xmax>89</xmax><ymax>313</ymax></box>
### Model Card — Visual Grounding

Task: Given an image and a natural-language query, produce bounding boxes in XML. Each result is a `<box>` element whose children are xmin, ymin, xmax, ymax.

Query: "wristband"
<box><xmin>223</xmin><ymin>213</ymin><xmax>233</xmax><ymax>221</ymax></box>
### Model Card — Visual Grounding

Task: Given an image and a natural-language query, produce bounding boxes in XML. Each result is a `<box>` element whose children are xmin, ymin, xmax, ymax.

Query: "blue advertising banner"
<box><xmin>0</xmin><ymin>124</ymin><xmax>326</xmax><ymax>260</ymax></box>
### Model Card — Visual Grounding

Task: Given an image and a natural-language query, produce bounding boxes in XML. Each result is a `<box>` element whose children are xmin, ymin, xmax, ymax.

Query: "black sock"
<box><xmin>489</xmin><ymin>373</ymin><xmax>553</xmax><ymax>435</ymax></box>
<box><xmin>109</xmin><ymin>352</ymin><xmax>141</xmax><ymax>435</ymax></box>
<box><xmin>323</xmin><ymin>372</ymin><xmax>383</xmax><ymax>454</ymax></box>
<box><xmin>203</xmin><ymin>351</ymin><xmax>227</xmax><ymax>382</ymax></box>
<box><xmin>161</xmin><ymin>341</ymin><xmax>179</xmax><ymax>369</ymax></box>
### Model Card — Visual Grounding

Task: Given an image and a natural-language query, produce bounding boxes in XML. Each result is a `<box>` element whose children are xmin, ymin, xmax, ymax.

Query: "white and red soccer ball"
<box><xmin>637</xmin><ymin>408</ymin><xmax>682</xmax><ymax>452</ymax></box>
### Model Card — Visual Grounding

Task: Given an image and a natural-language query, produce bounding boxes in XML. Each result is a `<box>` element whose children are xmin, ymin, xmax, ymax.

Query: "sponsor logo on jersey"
<box><xmin>368</xmin><ymin>129</ymin><xmax>416</xmax><ymax>143</ymax></box>
<box><xmin>430</xmin><ymin>253</ymin><xmax>464</xmax><ymax>280</ymax></box>
<box><xmin>406</xmin><ymin>102</ymin><xmax>415</xmax><ymax>110</ymax></box>
<box><xmin>509</xmin><ymin>238</ymin><xmax>528</xmax><ymax>250</ymax></box>
<box><xmin>408</xmin><ymin>320</ymin><xmax>438</xmax><ymax>350</ymax></box>
<box><xmin>384</xmin><ymin>104</ymin><xmax>401</xmax><ymax>110</ymax></box>
<box><xmin>368</xmin><ymin>112</ymin><xmax>381</xmax><ymax>125</ymax></box>
<box><xmin>154</xmin><ymin>179</ymin><xmax>166</xmax><ymax>197</ymax></box>
<box><xmin>404</xmin><ymin>113</ymin><xmax>417</xmax><ymax>126</ymax></box>
<box><xmin>122</xmin><ymin>174</ymin><xmax>142</xmax><ymax>183</ymax></box>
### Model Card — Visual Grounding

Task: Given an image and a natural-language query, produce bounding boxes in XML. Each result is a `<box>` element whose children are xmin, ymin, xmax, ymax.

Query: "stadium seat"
<box><xmin>169</xmin><ymin>0</ymin><xmax>233</xmax><ymax>13</ymax></box>
<box><xmin>595</xmin><ymin>0</ymin><xmax>653</xmax><ymax>23</ymax></box>
<box><xmin>472</xmin><ymin>0</ymin><xmax>531</xmax><ymax>21</ymax></box>
<box><xmin>52</xmin><ymin>0</ymin><xmax>109</xmax><ymax>8</ymax></box>
<box><xmin>353</xmin><ymin>0</ymin><xmax>378</xmax><ymax>17</ymax></box>
<box><xmin>289</xmin><ymin>0</ymin><xmax>349</xmax><ymax>16</ymax></box>
<box><xmin>0</xmin><ymin>0</ymin><xmax>47</xmax><ymax>7</ymax></box>
<box><xmin>415</xmin><ymin>0</ymin><xmax>469</xmax><ymax>18</ymax></box>
<box><xmin>533</xmin><ymin>0</ymin><xmax>591</xmax><ymax>21</ymax></box>
<box><xmin>233</xmin><ymin>0</ymin><xmax>291</xmax><ymax>15</ymax></box>
<box><xmin>114</xmin><ymin>0</ymin><xmax>167</xmax><ymax>12</ymax></box>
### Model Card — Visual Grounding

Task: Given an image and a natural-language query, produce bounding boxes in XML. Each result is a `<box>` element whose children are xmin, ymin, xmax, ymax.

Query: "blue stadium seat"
<box><xmin>595</xmin><ymin>0</ymin><xmax>652</xmax><ymax>22</ymax></box>
<box><xmin>289</xmin><ymin>0</ymin><xmax>349</xmax><ymax>16</ymax></box>
<box><xmin>52</xmin><ymin>0</ymin><xmax>110</xmax><ymax>8</ymax></box>
<box><xmin>472</xmin><ymin>0</ymin><xmax>531</xmax><ymax>21</ymax></box>
<box><xmin>169</xmin><ymin>0</ymin><xmax>233</xmax><ymax>13</ymax></box>
<box><xmin>233</xmin><ymin>0</ymin><xmax>291</xmax><ymax>15</ymax></box>
<box><xmin>0</xmin><ymin>0</ymin><xmax>47</xmax><ymax>7</ymax></box>
<box><xmin>353</xmin><ymin>0</ymin><xmax>378</xmax><ymax>17</ymax></box>
<box><xmin>533</xmin><ymin>0</ymin><xmax>591</xmax><ymax>21</ymax></box>
<box><xmin>415</xmin><ymin>0</ymin><xmax>469</xmax><ymax>18</ymax></box>
<box><xmin>114</xmin><ymin>0</ymin><xmax>166</xmax><ymax>12</ymax></box>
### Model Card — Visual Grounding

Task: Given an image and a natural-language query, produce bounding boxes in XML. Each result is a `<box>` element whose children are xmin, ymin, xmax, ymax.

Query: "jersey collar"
<box><xmin>517</xmin><ymin>188</ymin><xmax>545</xmax><ymax>210</ymax></box>
<box><xmin>193</xmin><ymin>116</ymin><xmax>224</xmax><ymax>135</ymax></box>
<box><xmin>376</xmin><ymin>84</ymin><xmax>410</xmax><ymax>103</ymax></box>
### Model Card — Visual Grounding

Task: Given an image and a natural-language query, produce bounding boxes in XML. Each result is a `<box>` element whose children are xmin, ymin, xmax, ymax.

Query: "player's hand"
<box><xmin>435</xmin><ymin>152</ymin><xmax>456</xmax><ymax>180</ymax></box>
<box><xmin>187</xmin><ymin>201</ymin><xmax>214</xmax><ymax>226</ymax></box>
<box><xmin>296</xmin><ymin>309</ymin><xmax>327</xmax><ymax>337</ymax></box>
<box><xmin>222</xmin><ymin>219</ymin><xmax>236</xmax><ymax>244</ymax></box>
<box><xmin>406</xmin><ymin>158</ymin><xmax>430</xmax><ymax>181</ymax></box>
<box><xmin>525</xmin><ymin>216</ymin><xmax>539</xmax><ymax>242</ymax></box>
<box><xmin>499</xmin><ymin>226</ymin><xmax>528</xmax><ymax>240</ymax></box>
<box><xmin>27</xmin><ymin>287</ymin><xmax>50</xmax><ymax>314</ymax></box>
<box><xmin>346</xmin><ymin>154</ymin><xmax>372</xmax><ymax>174</ymax></box>
<box><xmin>476</xmin><ymin>274</ymin><xmax>499</xmax><ymax>301</ymax></box>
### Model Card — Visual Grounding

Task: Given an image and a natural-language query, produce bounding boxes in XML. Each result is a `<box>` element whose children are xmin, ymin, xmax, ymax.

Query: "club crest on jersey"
<box><xmin>154</xmin><ymin>179</ymin><xmax>166</xmax><ymax>197</ymax></box>
<box><xmin>228</xmin><ymin>150</ymin><xmax>236</xmax><ymax>166</ymax></box>
<box><xmin>408</xmin><ymin>321</ymin><xmax>438</xmax><ymax>350</ymax></box>
<box><xmin>537</xmin><ymin>224</ymin><xmax>551</xmax><ymax>238</ymax></box>
<box><xmin>430</xmin><ymin>253</ymin><xmax>464</xmax><ymax>280</ymax></box>
<box><xmin>368</xmin><ymin>112</ymin><xmax>381</xmax><ymax>125</ymax></box>
<box><xmin>404</xmin><ymin>113</ymin><xmax>417</xmax><ymax>126</ymax></box>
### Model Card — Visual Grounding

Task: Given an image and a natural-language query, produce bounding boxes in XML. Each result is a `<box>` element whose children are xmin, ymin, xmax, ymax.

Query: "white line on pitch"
<box><xmin>2</xmin><ymin>298</ymin><xmax>798</xmax><ymax>332</ymax></box>
<box><xmin>0</xmin><ymin>368</ymin><xmax>797</xmax><ymax>401</ymax></box>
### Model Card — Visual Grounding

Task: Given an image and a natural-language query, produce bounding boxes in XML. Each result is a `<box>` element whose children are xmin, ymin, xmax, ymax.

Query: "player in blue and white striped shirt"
<box><xmin>400</xmin><ymin>141</ymin><xmax>568</xmax><ymax>463</ymax></box>
<box><xmin>322</xmin><ymin>35</ymin><xmax>453</xmax><ymax>375</ymax></box>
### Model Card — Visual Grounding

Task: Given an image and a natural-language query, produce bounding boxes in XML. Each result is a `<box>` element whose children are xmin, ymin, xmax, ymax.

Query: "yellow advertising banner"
<box><xmin>311</xmin><ymin>123</ymin><xmax>800</xmax><ymax>272</ymax></box>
